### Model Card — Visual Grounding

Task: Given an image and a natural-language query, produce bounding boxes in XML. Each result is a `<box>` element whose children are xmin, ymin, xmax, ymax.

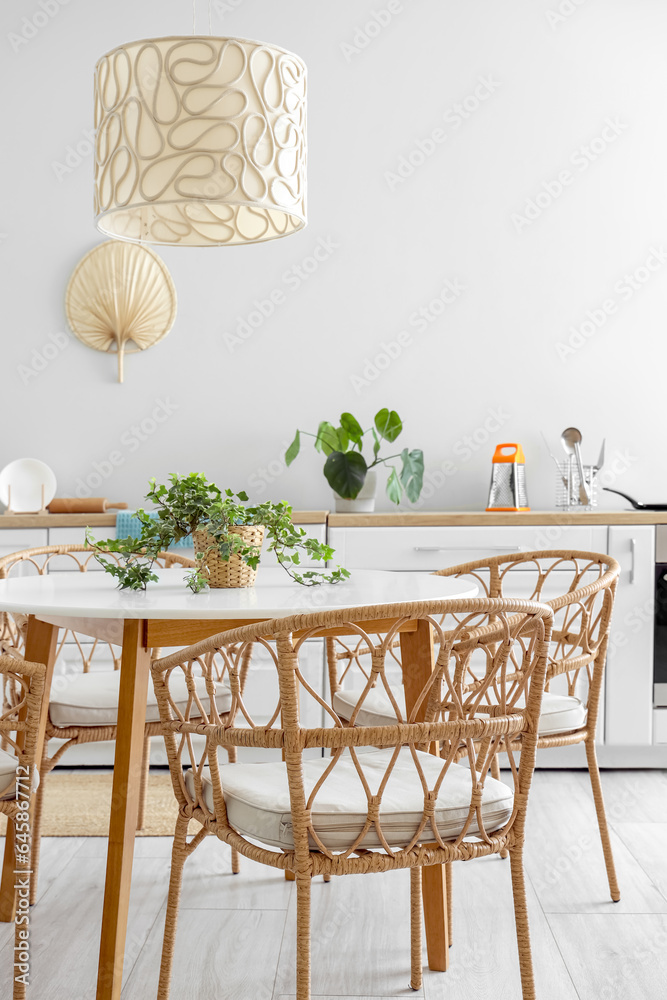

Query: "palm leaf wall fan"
<box><xmin>65</xmin><ymin>240</ymin><xmax>177</xmax><ymax>382</ymax></box>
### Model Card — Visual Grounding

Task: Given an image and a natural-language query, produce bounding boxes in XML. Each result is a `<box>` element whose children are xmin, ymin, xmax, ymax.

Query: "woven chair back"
<box><xmin>152</xmin><ymin>598</ymin><xmax>553</xmax><ymax>869</ymax></box>
<box><xmin>0</xmin><ymin>544</ymin><xmax>194</xmax><ymax>669</ymax></box>
<box><xmin>435</xmin><ymin>550</ymin><xmax>619</xmax><ymax>718</ymax></box>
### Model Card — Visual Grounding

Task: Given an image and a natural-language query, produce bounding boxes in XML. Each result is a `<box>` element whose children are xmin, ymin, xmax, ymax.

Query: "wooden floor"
<box><xmin>1</xmin><ymin>768</ymin><xmax>666</xmax><ymax>999</ymax></box>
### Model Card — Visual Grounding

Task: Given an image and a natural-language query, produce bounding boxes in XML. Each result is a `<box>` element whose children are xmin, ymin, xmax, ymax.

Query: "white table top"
<box><xmin>0</xmin><ymin>567</ymin><xmax>477</xmax><ymax>621</ymax></box>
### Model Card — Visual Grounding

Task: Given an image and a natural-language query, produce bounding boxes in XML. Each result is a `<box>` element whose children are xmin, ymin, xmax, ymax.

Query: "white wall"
<box><xmin>1</xmin><ymin>0</ymin><xmax>665</xmax><ymax>513</ymax></box>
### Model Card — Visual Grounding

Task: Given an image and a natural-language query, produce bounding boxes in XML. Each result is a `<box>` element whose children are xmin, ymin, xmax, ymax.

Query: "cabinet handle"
<box><xmin>630</xmin><ymin>537</ymin><xmax>637</xmax><ymax>584</ymax></box>
<box><xmin>413</xmin><ymin>545</ymin><xmax>525</xmax><ymax>553</ymax></box>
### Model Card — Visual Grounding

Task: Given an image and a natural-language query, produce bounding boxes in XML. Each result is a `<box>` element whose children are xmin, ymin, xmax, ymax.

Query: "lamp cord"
<box><xmin>192</xmin><ymin>0</ymin><xmax>213</xmax><ymax>34</ymax></box>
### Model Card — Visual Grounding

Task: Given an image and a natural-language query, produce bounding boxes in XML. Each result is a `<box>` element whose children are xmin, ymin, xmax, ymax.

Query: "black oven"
<box><xmin>655</xmin><ymin>535</ymin><xmax>667</xmax><ymax>705</ymax></box>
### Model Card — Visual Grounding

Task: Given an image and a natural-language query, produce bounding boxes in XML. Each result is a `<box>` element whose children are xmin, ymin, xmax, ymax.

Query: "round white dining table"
<box><xmin>0</xmin><ymin>566</ymin><xmax>477</xmax><ymax>998</ymax></box>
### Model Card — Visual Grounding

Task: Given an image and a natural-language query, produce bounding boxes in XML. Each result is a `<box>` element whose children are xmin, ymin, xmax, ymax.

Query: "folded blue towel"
<box><xmin>115</xmin><ymin>510</ymin><xmax>193</xmax><ymax>549</ymax></box>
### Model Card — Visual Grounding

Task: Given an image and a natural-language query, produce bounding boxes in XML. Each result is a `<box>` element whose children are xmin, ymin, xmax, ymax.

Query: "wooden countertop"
<box><xmin>0</xmin><ymin>510</ymin><xmax>329</xmax><ymax>529</ymax></box>
<box><xmin>0</xmin><ymin>514</ymin><xmax>118</xmax><ymax>528</ymax></box>
<box><xmin>328</xmin><ymin>510</ymin><xmax>667</xmax><ymax>526</ymax></box>
<box><xmin>1</xmin><ymin>509</ymin><xmax>662</xmax><ymax>529</ymax></box>
<box><xmin>290</xmin><ymin>510</ymin><xmax>329</xmax><ymax>524</ymax></box>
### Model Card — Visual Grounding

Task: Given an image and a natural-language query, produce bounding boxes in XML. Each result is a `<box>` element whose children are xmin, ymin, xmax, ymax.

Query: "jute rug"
<box><xmin>0</xmin><ymin>773</ymin><xmax>195</xmax><ymax>837</ymax></box>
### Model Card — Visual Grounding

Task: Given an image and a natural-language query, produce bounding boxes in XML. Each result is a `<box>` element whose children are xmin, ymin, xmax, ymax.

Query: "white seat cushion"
<box><xmin>534</xmin><ymin>692</ymin><xmax>587</xmax><ymax>735</ymax></box>
<box><xmin>0</xmin><ymin>747</ymin><xmax>17</xmax><ymax>800</ymax></box>
<box><xmin>48</xmin><ymin>672</ymin><xmax>232</xmax><ymax>728</ymax></box>
<box><xmin>332</xmin><ymin>685</ymin><xmax>587</xmax><ymax>737</ymax></box>
<box><xmin>185</xmin><ymin>747</ymin><xmax>514</xmax><ymax>851</ymax></box>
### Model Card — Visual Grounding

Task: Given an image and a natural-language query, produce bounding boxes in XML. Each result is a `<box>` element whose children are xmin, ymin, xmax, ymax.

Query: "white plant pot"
<box><xmin>334</xmin><ymin>470</ymin><xmax>377</xmax><ymax>513</ymax></box>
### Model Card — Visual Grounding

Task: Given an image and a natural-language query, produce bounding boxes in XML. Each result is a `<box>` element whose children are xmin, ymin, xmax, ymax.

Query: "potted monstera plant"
<box><xmin>286</xmin><ymin>408</ymin><xmax>424</xmax><ymax>512</ymax></box>
<box><xmin>87</xmin><ymin>473</ymin><xmax>349</xmax><ymax>592</ymax></box>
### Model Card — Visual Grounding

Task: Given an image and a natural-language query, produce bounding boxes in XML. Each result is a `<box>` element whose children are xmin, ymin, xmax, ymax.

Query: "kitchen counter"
<box><xmin>0</xmin><ymin>510</ymin><xmax>329</xmax><ymax>529</ymax></box>
<box><xmin>328</xmin><ymin>510</ymin><xmax>667</xmax><ymax>526</ymax></box>
<box><xmin>1</xmin><ymin>509</ymin><xmax>660</xmax><ymax>528</ymax></box>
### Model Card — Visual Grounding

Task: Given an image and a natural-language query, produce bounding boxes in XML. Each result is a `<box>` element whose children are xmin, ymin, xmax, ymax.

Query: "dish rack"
<box><xmin>556</xmin><ymin>460</ymin><xmax>598</xmax><ymax>509</ymax></box>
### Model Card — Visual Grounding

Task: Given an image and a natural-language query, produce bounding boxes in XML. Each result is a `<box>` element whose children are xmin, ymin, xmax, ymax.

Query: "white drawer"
<box><xmin>328</xmin><ymin>525</ymin><xmax>608</xmax><ymax>572</ymax></box>
<box><xmin>653</xmin><ymin>709</ymin><xmax>667</xmax><ymax>744</ymax></box>
<box><xmin>0</xmin><ymin>530</ymin><xmax>49</xmax><ymax>575</ymax></box>
<box><xmin>0</xmin><ymin>528</ymin><xmax>48</xmax><ymax>556</ymax></box>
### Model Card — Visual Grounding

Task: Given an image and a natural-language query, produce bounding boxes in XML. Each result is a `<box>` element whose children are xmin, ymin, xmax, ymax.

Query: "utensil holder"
<box><xmin>555</xmin><ymin>460</ymin><xmax>598</xmax><ymax>509</ymax></box>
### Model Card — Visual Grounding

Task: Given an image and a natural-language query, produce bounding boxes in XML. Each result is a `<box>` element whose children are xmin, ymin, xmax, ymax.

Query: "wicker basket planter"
<box><xmin>192</xmin><ymin>526</ymin><xmax>265</xmax><ymax>588</ymax></box>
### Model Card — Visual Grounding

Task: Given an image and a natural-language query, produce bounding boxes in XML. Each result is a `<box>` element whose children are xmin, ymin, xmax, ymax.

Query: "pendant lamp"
<box><xmin>94</xmin><ymin>35</ymin><xmax>307</xmax><ymax>247</ymax></box>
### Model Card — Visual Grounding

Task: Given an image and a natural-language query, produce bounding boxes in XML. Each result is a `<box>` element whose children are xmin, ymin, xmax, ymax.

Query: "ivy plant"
<box><xmin>286</xmin><ymin>408</ymin><xmax>424</xmax><ymax>504</ymax></box>
<box><xmin>87</xmin><ymin>473</ymin><xmax>349</xmax><ymax>592</ymax></box>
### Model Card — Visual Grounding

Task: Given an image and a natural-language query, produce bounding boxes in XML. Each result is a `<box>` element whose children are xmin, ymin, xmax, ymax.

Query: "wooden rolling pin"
<box><xmin>47</xmin><ymin>499</ymin><xmax>129</xmax><ymax>514</ymax></box>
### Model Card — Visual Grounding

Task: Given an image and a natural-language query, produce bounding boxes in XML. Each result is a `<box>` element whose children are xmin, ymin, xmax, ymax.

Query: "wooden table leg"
<box><xmin>96</xmin><ymin>619</ymin><xmax>150</xmax><ymax>1000</ymax></box>
<box><xmin>0</xmin><ymin>617</ymin><xmax>58</xmax><ymax>922</ymax></box>
<box><xmin>400</xmin><ymin>619</ymin><xmax>449</xmax><ymax>971</ymax></box>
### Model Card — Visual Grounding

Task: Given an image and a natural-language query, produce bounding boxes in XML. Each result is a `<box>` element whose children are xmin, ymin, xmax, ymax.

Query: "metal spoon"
<box><xmin>561</xmin><ymin>427</ymin><xmax>590</xmax><ymax>504</ymax></box>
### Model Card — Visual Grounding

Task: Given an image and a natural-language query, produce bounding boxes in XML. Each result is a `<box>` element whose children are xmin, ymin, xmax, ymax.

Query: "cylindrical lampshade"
<box><xmin>94</xmin><ymin>36</ymin><xmax>307</xmax><ymax>247</ymax></box>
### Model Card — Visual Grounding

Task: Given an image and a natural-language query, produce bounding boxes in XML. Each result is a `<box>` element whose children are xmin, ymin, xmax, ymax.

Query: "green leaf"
<box><xmin>386</xmin><ymin>468</ymin><xmax>402</xmax><ymax>505</ymax></box>
<box><xmin>323</xmin><ymin>451</ymin><xmax>368</xmax><ymax>499</ymax></box>
<box><xmin>315</xmin><ymin>421</ymin><xmax>341</xmax><ymax>456</ymax></box>
<box><xmin>374</xmin><ymin>408</ymin><xmax>402</xmax><ymax>442</ymax></box>
<box><xmin>88</xmin><ymin>469</ymin><xmax>351</xmax><ymax>591</ymax></box>
<box><xmin>335</xmin><ymin>427</ymin><xmax>349</xmax><ymax>452</ymax></box>
<box><xmin>285</xmin><ymin>430</ymin><xmax>301</xmax><ymax>466</ymax></box>
<box><xmin>399</xmin><ymin>448</ymin><xmax>424</xmax><ymax>503</ymax></box>
<box><xmin>372</xmin><ymin>428</ymin><xmax>381</xmax><ymax>459</ymax></box>
<box><xmin>339</xmin><ymin>412</ymin><xmax>363</xmax><ymax>445</ymax></box>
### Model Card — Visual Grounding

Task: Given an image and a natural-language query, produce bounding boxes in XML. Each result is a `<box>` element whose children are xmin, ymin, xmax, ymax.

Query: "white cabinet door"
<box><xmin>605</xmin><ymin>525</ymin><xmax>654</xmax><ymax>745</ymax></box>
<box><xmin>0</xmin><ymin>529</ymin><xmax>48</xmax><ymax>565</ymax></box>
<box><xmin>328</xmin><ymin>525</ymin><xmax>608</xmax><ymax>571</ymax></box>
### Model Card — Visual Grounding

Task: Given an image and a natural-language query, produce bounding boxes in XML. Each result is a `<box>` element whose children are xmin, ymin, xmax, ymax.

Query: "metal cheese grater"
<box><xmin>486</xmin><ymin>443</ymin><xmax>530</xmax><ymax>512</ymax></box>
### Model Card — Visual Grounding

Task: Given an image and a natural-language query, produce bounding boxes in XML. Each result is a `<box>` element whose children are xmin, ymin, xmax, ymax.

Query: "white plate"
<box><xmin>0</xmin><ymin>458</ymin><xmax>57</xmax><ymax>512</ymax></box>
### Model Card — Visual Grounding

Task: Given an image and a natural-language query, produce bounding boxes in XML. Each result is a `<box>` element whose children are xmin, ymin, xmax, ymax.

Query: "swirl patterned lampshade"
<box><xmin>94</xmin><ymin>36</ymin><xmax>307</xmax><ymax>247</ymax></box>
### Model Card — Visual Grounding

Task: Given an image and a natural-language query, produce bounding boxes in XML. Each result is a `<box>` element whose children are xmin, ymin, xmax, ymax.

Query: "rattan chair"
<box><xmin>327</xmin><ymin>550</ymin><xmax>621</xmax><ymax>901</ymax></box>
<box><xmin>0</xmin><ymin>652</ymin><xmax>46</xmax><ymax>1000</ymax></box>
<box><xmin>0</xmin><ymin>544</ymin><xmax>246</xmax><ymax>903</ymax></box>
<box><xmin>151</xmin><ymin>597</ymin><xmax>553</xmax><ymax>999</ymax></box>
